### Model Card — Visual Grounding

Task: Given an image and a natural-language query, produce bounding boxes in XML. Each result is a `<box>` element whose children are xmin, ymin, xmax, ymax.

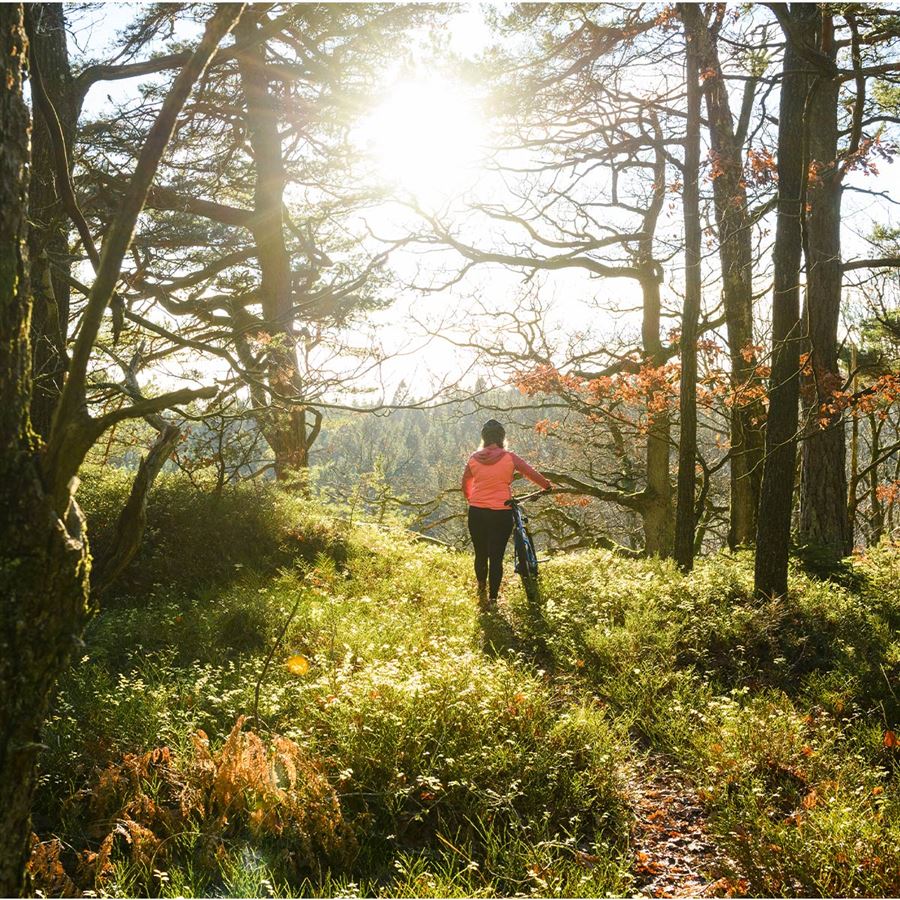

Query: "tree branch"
<box><xmin>842</xmin><ymin>257</ymin><xmax>900</xmax><ymax>272</ymax></box>
<box><xmin>93</xmin><ymin>384</ymin><xmax>218</xmax><ymax>437</ymax></box>
<box><xmin>45</xmin><ymin>3</ymin><xmax>244</xmax><ymax>504</ymax></box>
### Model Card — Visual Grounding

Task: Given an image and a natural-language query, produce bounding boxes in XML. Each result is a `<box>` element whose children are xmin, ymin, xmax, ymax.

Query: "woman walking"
<box><xmin>461</xmin><ymin>419</ymin><xmax>552</xmax><ymax>605</ymax></box>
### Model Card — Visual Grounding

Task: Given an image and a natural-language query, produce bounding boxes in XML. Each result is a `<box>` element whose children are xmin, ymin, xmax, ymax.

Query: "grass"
<box><xmin>28</xmin><ymin>472</ymin><xmax>900</xmax><ymax>897</ymax></box>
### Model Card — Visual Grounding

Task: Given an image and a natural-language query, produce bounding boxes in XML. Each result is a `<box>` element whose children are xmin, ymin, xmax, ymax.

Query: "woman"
<box><xmin>461</xmin><ymin>419</ymin><xmax>552</xmax><ymax>604</ymax></box>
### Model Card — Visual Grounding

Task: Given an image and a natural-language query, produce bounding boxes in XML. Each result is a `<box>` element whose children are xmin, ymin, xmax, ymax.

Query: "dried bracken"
<box><xmin>29</xmin><ymin>718</ymin><xmax>355</xmax><ymax>896</ymax></box>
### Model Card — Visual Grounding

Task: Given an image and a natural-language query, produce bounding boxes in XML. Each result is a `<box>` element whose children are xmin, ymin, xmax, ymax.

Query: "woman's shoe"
<box><xmin>477</xmin><ymin>581</ymin><xmax>488</xmax><ymax>605</ymax></box>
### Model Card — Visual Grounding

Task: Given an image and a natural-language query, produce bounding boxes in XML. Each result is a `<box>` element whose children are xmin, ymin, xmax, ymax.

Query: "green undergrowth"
<box><xmin>503</xmin><ymin>544</ymin><xmax>900</xmax><ymax>896</ymax></box>
<box><xmin>31</xmin><ymin>471</ymin><xmax>900</xmax><ymax>897</ymax></box>
<box><xmin>33</xmin><ymin>474</ymin><xmax>632</xmax><ymax>898</ymax></box>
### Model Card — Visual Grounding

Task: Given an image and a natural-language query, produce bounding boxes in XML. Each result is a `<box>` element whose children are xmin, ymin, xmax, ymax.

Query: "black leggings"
<box><xmin>467</xmin><ymin>506</ymin><xmax>514</xmax><ymax>599</ymax></box>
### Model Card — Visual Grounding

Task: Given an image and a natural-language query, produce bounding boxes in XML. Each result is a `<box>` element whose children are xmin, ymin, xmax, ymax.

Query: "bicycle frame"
<box><xmin>505</xmin><ymin>490</ymin><xmax>546</xmax><ymax>604</ymax></box>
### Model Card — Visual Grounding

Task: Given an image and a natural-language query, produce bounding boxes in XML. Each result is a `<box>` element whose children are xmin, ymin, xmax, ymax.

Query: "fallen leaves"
<box><xmin>627</xmin><ymin>755</ymin><xmax>746</xmax><ymax>898</ymax></box>
<box><xmin>636</xmin><ymin>850</ymin><xmax>664</xmax><ymax>875</ymax></box>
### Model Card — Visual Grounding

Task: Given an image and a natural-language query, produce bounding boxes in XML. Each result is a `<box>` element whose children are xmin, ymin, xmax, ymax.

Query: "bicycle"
<box><xmin>505</xmin><ymin>489</ymin><xmax>549</xmax><ymax>605</ymax></box>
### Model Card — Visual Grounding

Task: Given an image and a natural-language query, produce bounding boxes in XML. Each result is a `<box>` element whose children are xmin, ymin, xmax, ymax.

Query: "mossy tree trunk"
<box><xmin>24</xmin><ymin>4</ymin><xmax>77</xmax><ymax>440</ymax></box>
<box><xmin>0</xmin><ymin>8</ymin><xmax>91</xmax><ymax>894</ymax></box>
<box><xmin>0</xmin><ymin>6</ymin><xmax>244</xmax><ymax>893</ymax></box>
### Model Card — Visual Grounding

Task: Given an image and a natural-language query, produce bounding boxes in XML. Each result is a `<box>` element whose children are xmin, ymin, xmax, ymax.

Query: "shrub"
<box><xmin>78</xmin><ymin>465</ymin><xmax>348</xmax><ymax>601</ymax></box>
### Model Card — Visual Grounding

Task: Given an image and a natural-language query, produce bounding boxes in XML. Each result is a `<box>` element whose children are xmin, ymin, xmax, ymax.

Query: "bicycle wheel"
<box><xmin>514</xmin><ymin>529</ymin><xmax>541</xmax><ymax>605</ymax></box>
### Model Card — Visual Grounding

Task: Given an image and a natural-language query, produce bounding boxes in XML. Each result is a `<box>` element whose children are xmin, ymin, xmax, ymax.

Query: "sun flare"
<box><xmin>361</xmin><ymin>78</ymin><xmax>485</xmax><ymax>202</ymax></box>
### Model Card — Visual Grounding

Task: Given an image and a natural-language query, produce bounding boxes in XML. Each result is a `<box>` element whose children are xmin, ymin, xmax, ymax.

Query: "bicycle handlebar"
<box><xmin>505</xmin><ymin>488</ymin><xmax>553</xmax><ymax>507</ymax></box>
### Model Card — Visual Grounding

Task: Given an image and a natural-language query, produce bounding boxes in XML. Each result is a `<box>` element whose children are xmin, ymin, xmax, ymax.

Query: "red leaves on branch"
<box><xmin>876</xmin><ymin>481</ymin><xmax>900</xmax><ymax>507</ymax></box>
<box><xmin>843</xmin><ymin>135</ymin><xmax>895</xmax><ymax>177</ymax></box>
<box><xmin>654</xmin><ymin>5</ymin><xmax>680</xmax><ymax>29</ymax></box>
<box><xmin>514</xmin><ymin>364</ymin><xmax>582</xmax><ymax>396</ymax></box>
<box><xmin>534</xmin><ymin>418</ymin><xmax>560</xmax><ymax>436</ymax></box>
<box><xmin>804</xmin><ymin>369</ymin><xmax>900</xmax><ymax>429</ymax></box>
<box><xmin>746</xmin><ymin>148</ymin><xmax>777</xmax><ymax>186</ymax></box>
<box><xmin>741</xmin><ymin>343</ymin><xmax>764</xmax><ymax>363</ymax></box>
<box><xmin>553</xmin><ymin>493</ymin><xmax>592</xmax><ymax>508</ymax></box>
<box><xmin>807</xmin><ymin>159</ymin><xmax>826</xmax><ymax>188</ymax></box>
<box><xmin>516</xmin><ymin>340</ymin><xmax>775</xmax><ymax>439</ymax></box>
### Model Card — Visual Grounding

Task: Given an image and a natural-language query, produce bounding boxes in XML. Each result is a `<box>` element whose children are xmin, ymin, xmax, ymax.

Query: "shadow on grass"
<box><xmin>476</xmin><ymin>597</ymin><xmax>555</xmax><ymax>673</ymax></box>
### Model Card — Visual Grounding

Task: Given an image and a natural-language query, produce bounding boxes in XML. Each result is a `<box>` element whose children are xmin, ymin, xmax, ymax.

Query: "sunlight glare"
<box><xmin>361</xmin><ymin>78</ymin><xmax>485</xmax><ymax>203</ymax></box>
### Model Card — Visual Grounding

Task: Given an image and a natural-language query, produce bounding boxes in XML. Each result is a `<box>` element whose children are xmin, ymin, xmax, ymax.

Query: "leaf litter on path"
<box><xmin>626</xmin><ymin>754</ymin><xmax>748</xmax><ymax>898</ymax></box>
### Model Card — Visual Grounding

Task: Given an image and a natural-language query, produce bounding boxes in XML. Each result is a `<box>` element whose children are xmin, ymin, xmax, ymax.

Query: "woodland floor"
<box><xmin>626</xmin><ymin>754</ymin><xmax>746</xmax><ymax>898</ymax></box>
<box><xmin>488</xmin><ymin>594</ymin><xmax>748</xmax><ymax>898</ymax></box>
<box><xmin>28</xmin><ymin>477</ymin><xmax>900</xmax><ymax>897</ymax></box>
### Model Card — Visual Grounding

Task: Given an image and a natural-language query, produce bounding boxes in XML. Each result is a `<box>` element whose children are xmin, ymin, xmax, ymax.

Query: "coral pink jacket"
<box><xmin>461</xmin><ymin>446</ymin><xmax>551</xmax><ymax>510</ymax></box>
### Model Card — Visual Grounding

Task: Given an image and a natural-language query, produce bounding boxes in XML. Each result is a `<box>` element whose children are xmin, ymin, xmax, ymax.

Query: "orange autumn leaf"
<box><xmin>285</xmin><ymin>654</ymin><xmax>310</xmax><ymax>676</ymax></box>
<box><xmin>884</xmin><ymin>730</ymin><xmax>898</xmax><ymax>748</ymax></box>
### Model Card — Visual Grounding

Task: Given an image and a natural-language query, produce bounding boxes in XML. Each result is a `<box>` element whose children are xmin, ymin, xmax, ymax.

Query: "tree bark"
<box><xmin>755</xmin><ymin>4</ymin><xmax>816</xmax><ymax>599</ymax></box>
<box><xmin>236</xmin><ymin>8</ymin><xmax>312</xmax><ymax>480</ymax></box>
<box><xmin>868</xmin><ymin>413</ymin><xmax>884</xmax><ymax>543</ymax></box>
<box><xmin>798</xmin><ymin>12</ymin><xmax>851</xmax><ymax>559</ymax></box>
<box><xmin>24</xmin><ymin>4</ymin><xmax>76</xmax><ymax>440</ymax></box>
<box><xmin>640</xmin><ymin>280</ymin><xmax>674</xmax><ymax>557</ymax></box>
<box><xmin>686</xmin><ymin>8</ymin><xmax>764</xmax><ymax>548</ymax></box>
<box><xmin>637</xmin><ymin>126</ymin><xmax>674</xmax><ymax>558</ymax></box>
<box><xmin>92</xmin><ymin>409</ymin><xmax>180</xmax><ymax>595</ymax></box>
<box><xmin>0</xmin><ymin>8</ymin><xmax>91</xmax><ymax>895</ymax></box>
<box><xmin>674</xmin><ymin>4</ymin><xmax>703</xmax><ymax>571</ymax></box>
<box><xmin>848</xmin><ymin>343</ymin><xmax>858</xmax><ymax>544</ymax></box>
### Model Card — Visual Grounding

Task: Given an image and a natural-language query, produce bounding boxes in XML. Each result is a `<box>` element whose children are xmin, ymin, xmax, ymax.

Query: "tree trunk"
<box><xmin>755</xmin><ymin>5</ymin><xmax>817</xmax><ymax>598</ymax></box>
<box><xmin>1</xmin><ymin>7</ymin><xmax>243</xmax><ymax>891</ymax></box>
<box><xmin>236</xmin><ymin>9</ymin><xmax>312</xmax><ymax>479</ymax></box>
<box><xmin>640</xmin><ymin>276</ymin><xmax>674</xmax><ymax>557</ymax></box>
<box><xmin>674</xmin><ymin>4</ymin><xmax>703</xmax><ymax>571</ymax></box>
<box><xmin>798</xmin><ymin>13</ymin><xmax>851</xmax><ymax>559</ymax></box>
<box><xmin>637</xmin><ymin>131</ymin><xmax>673</xmax><ymax>558</ymax></box>
<box><xmin>868</xmin><ymin>414</ymin><xmax>884</xmax><ymax>543</ymax></box>
<box><xmin>92</xmin><ymin>423</ymin><xmax>181</xmax><ymax>595</ymax></box>
<box><xmin>24</xmin><ymin>4</ymin><xmax>76</xmax><ymax>440</ymax></box>
<box><xmin>848</xmin><ymin>344</ymin><xmax>858</xmax><ymax>544</ymax></box>
<box><xmin>0</xmin><ymin>8</ymin><xmax>91</xmax><ymax>894</ymax></box>
<box><xmin>686</xmin><ymin>9</ymin><xmax>763</xmax><ymax>548</ymax></box>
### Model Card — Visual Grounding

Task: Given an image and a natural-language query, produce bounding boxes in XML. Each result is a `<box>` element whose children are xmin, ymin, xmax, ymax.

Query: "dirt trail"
<box><xmin>486</xmin><ymin>600</ymin><xmax>748</xmax><ymax>897</ymax></box>
<box><xmin>626</xmin><ymin>754</ymin><xmax>747</xmax><ymax>898</ymax></box>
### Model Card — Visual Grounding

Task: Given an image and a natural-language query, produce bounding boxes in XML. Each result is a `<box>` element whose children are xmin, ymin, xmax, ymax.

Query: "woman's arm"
<box><xmin>510</xmin><ymin>453</ymin><xmax>552</xmax><ymax>490</ymax></box>
<box><xmin>461</xmin><ymin>462</ymin><xmax>474</xmax><ymax>499</ymax></box>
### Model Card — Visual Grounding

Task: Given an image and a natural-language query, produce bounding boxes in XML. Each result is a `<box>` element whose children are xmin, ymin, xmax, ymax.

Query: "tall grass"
<box><xmin>31</xmin><ymin>470</ymin><xmax>900</xmax><ymax>897</ymax></box>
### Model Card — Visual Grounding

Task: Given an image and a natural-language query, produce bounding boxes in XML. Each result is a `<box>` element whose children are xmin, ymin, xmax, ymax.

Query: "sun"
<box><xmin>360</xmin><ymin>77</ymin><xmax>486</xmax><ymax>204</ymax></box>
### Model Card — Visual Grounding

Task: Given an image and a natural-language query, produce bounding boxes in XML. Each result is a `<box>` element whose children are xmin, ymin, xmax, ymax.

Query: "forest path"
<box><xmin>484</xmin><ymin>596</ymin><xmax>748</xmax><ymax>897</ymax></box>
<box><xmin>625</xmin><ymin>753</ymin><xmax>747</xmax><ymax>898</ymax></box>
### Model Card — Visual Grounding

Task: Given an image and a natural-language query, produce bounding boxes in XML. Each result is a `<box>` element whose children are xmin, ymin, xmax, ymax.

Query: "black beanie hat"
<box><xmin>481</xmin><ymin>419</ymin><xmax>506</xmax><ymax>446</ymax></box>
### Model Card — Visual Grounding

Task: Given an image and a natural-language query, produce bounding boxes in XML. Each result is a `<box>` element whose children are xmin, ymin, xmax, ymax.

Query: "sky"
<box><xmin>65</xmin><ymin>3</ymin><xmax>900</xmax><ymax>407</ymax></box>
